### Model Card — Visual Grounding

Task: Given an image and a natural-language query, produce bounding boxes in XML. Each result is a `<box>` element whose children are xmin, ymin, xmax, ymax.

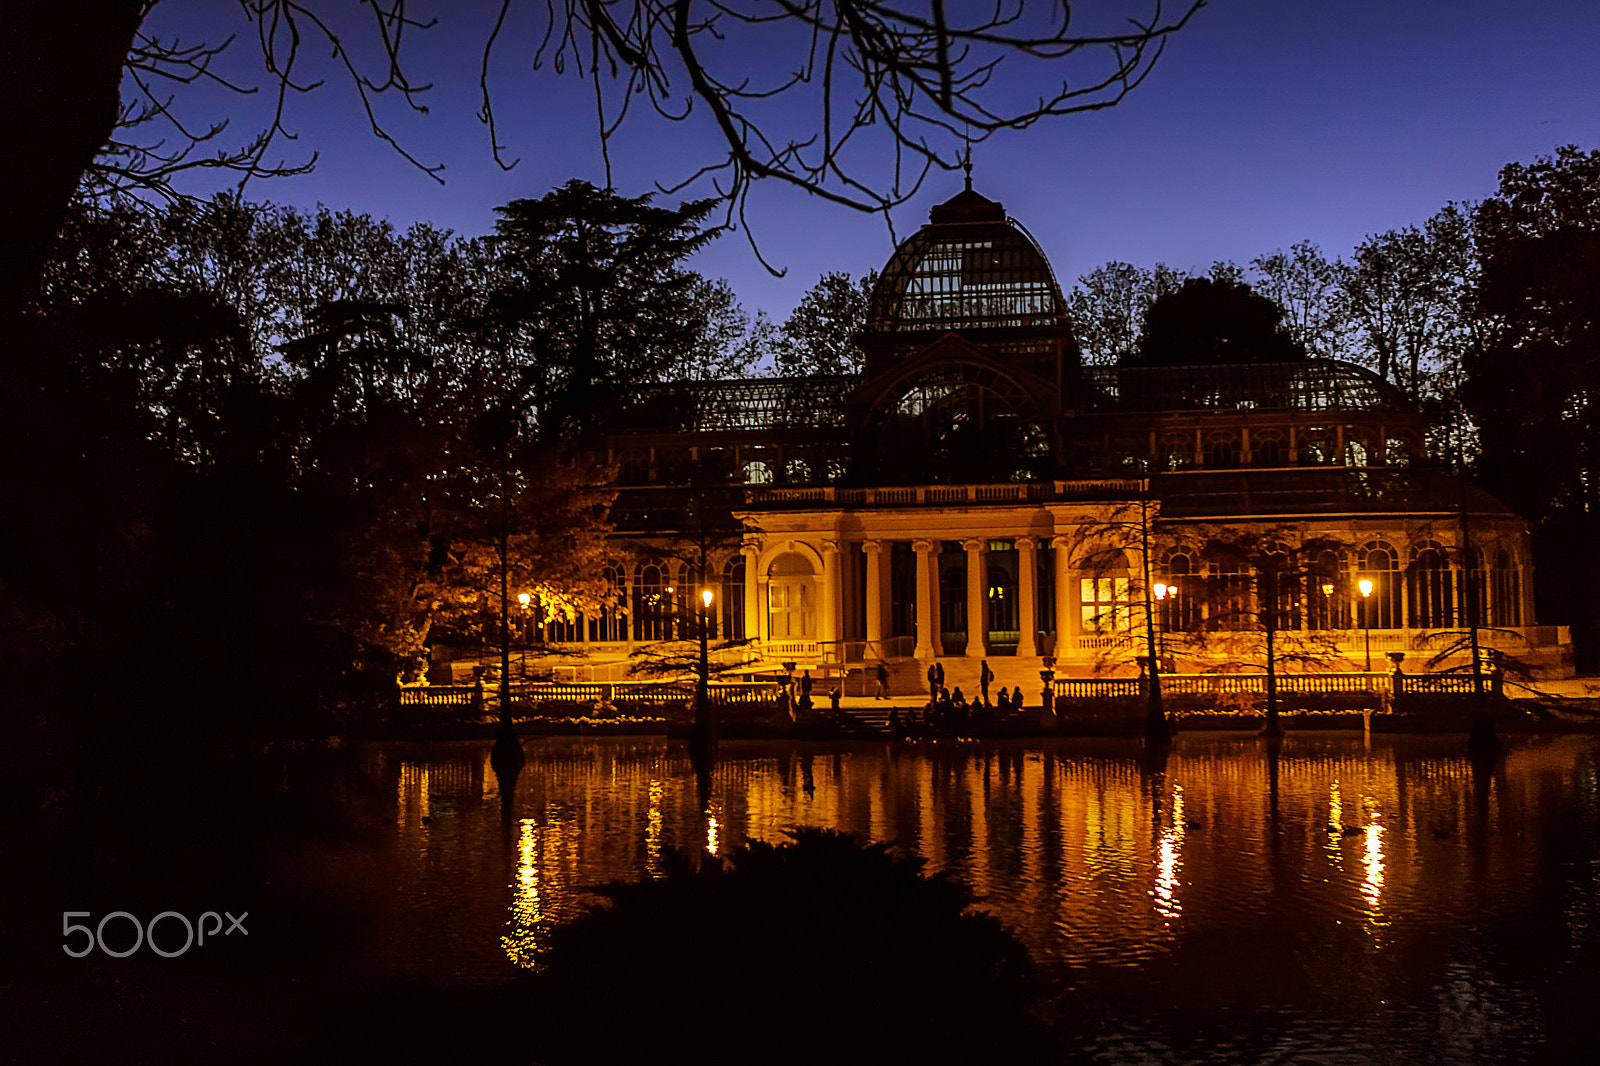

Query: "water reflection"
<box><xmin>360</xmin><ymin>734</ymin><xmax>1600</xmax><ymax>1061</ymax></box>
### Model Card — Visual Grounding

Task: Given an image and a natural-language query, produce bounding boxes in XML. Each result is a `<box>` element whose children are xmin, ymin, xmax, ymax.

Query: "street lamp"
<box><xmin>1357</xmin><ymin>578</ymin><xmax>1374</xmax><ymax>672</ymax></box>
<box><xmin>1153</xmin><ymin>582</ymin><xmax>1175</xmax><ymax>669</ymax></box>
<box><xmin>696</xmin><ymin>588</ymin><xmax>713</xmax><ymax>717</ymax></box>
<box><xmin>516</xmin><ymin>592</ymin><xmax>532</xmax><ymax>676</ymax></box>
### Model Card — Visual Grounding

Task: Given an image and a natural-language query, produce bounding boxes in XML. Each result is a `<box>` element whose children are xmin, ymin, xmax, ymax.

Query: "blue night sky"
<box><xmin>138</xmin><ymin>1</ymin><xmax>1600</xmax><ymax>322</ymax></box>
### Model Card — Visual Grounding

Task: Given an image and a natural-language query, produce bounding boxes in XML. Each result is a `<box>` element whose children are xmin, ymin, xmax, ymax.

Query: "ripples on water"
<box><xmin>331</xmin><ymin>733</ymin><xmax>1600</xmax><ymax>1063</ymax></box>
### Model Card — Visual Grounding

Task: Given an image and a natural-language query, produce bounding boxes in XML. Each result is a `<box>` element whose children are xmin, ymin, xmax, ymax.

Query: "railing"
<box><xmin>748</xmin><ymin>479</ymin><xmax>1144</xmax><ymax>507</ymax></box>
<box><xmin>399</xmin><ymin>680</ymin><xmax>782</xmax><ymax>712</ymax></box>
<box><xmin>1049</xmin><ymin>672</ymin><xmax>1390</xmax><ymax>702</ymax></box>
<box><xmin>1395</xmin><ymin>673</ymin><xmax>1503</xmax><ymax>697</ymax></box>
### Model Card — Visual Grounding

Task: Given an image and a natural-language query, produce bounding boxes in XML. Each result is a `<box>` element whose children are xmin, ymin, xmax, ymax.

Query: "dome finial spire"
<box><xmin>961</xmin><ymin>134</ymin><xmax>973</xmax><ymax>192</ymax></box>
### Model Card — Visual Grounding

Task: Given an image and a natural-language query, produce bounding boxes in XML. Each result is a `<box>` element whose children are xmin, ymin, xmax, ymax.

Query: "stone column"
<box><xmin>964</xmin><ymin>538</ymin><xmax>988</xmax><ymax>658</ymax></box>
<box><xmin>913</xmin><ymin>539</ymin><xmax>942</xmax><ymax>660</ymax></box>
<box><xmin>863</xmin><ymin>540</ymin><xmax>885</xmax><ymax>654</ymax></box>
<box><xmin>820</xmin><ymin>540</ymin><xmax>841</xmax><ymax>647</ymax></box>
<box><xmin>741</xmin><ymin>541</ymin><xmax>761</xmax><ymax>644</ymax></box>
<box><xmin>1052</xmin><ymin>535</ymin><xmax>1073</xmax><ymax>658</ymax></box>
<box><xmin>1017</xmin><ymin>536</ymin><xmax>1039</xmax><ymax>657</ymax></box>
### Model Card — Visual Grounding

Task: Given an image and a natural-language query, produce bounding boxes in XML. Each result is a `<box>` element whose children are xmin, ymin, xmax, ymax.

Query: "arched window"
<box><xmin>1358</xmin><ymin>541</ymin><xmax>1401</xmax><ymax>629</ymax></box>
<box><xmin>987</xmin><ymin>564</ymin><xmax>1018</xmax><ymax>637</ymax></box>
<box><xmin>1207</xmin><ymin>553</ymin><xmax>1252</xmax><ymax>631</ymax></box>
<box><xmin>1203</xmin><ymin>430</ymin><xmax>1240</xmax><ymax>469</ymax></box>
<box><xmin>591</xmin><ymin>565</ymin><xmax>627</xmax><ymax>642</ymax></box>
<box><xmin>1298</xmin><ymin>429</ymin><xmax>1335</xmax><ymax>465</ymax></box>
<box><xmin>1345</xmin><ymin>433</ymin><xmax>1374</xmax><ymax>467</ymax></box>
<box><xmin>1159</xmin><ymin>431</ymin><xmax>1195</xmax><ymax>471</ymax></box>
<box><xmin>1492</xmin><ymin>550</ymin><xmax>1522</xmax><ymax>627</ymax></box>
<box><xmin>1079</xmin><ymin>551</ymin><xmax>1135</xmax><ymax>633</ymax></box>
<box><xmin>722</xmin><ymin>555</ymin><xmax>745</xmax><ymax>640</ymax></box>
<box><xmin>1308</xmin><ymin>549</ymin><xmax>1349</xmax><ymax>631</ymax></box>
<box><xmin>1251</xmin><ymin>429</ymin><xmax>1287</xmax><ymax>468</ymax></box>
<box><xmin>785</xmin><ymin>458</ymin><xmax>812</xmax><ymax>483</ymax></box>
<box><xmin>1407</xmin><ymin>540</ymin><xmax>1455</xmax><ymax>629</ymax></box>
<box><xmin>633</xmin><ymin>564</ymin><xmax>669</xmax><ymax>642</ymax></box>
<box><xmin>743</xmin><ymin>460</ymin><xmax>773</xmax><ymax>485</ymax></box>
<box><xmin>767</xmin><ymin>553</ymin><xmax>816</xmax><ymax>639</ymax></box>
<box><xmin>1158</xmin><ymin>549</ymin><xmax>1200</xmax><ymax>632</ymax></box>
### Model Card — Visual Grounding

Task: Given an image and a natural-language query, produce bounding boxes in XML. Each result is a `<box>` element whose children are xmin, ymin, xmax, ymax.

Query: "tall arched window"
<box><xmin>1407</xmin><ymin>541</ymin><xmax>1455</xmax><ymax>629</ymax></box>
<box><xmin>722</xmin><ymin>556</ymin><xmax>745</xmax><ymax>640</ymax></box>
<box><xmin>1358</xmin><ymin>541</ymin><xmax>1401</xmax><ymax>629</ymax></box>
<box><xmin>987</xmin><ymin>564</ymin><xmax>1018</xmax><ymax>637</ymax></box>
<box><xmin>633</xmin><ymin>564</ymin><xmax>669</xmax><ymax>642</ymax></box>
<box><xmin>743</xmin><ymin>460</ymin><xmax>773</xmax><ymax>484</ymax></box>
<box><xmin>1079</xmin><ymin>551</ymin><xmax>1134</xmax><ymax>633</ymax></box>
<box><xmin>1251</xmin><ymin>429</ymin><xmax>1287</xmax><ymax>467</ymax></box>
<box><xmin>592</xmin><ymin>565</ymin><xmax>626</xmax><ymax>642</ymax></box>
<box><xmin>1204</xmin><ymin>430</ymin><xmax>1240</xmax><ymax>469</ymax></box>
<box><xmin>767</xmin><ymin>553</ymin><xmax>816</xmax><ymax>639</ymax></box>
<box><xmin>1159</xmin><ymin>431</ymin><xmax>1195</xmax><ymax>471</ymax></box>
<box><xmin>1207</xmin><ymin>554</ymin><xmax>1252</xmax><ymax>631</ymax></box>
<box><xmin>1158</xmin><ymin>549</ymin><xmax>1200</xmax><ymax>632</ymax></box>
<box><xmin>1308</xmin><ymin>549</ymin><xmax>1349</xmax><ymax>631</ymax></box>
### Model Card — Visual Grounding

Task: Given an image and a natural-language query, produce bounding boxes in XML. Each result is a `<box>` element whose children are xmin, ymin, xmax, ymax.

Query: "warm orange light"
<box><xmin>1320</xmin><ymin>582</ymin><xmax>1334</xmax><ymax>597</ymax></box>
<box><xmin>701</xmin><ymin>589</ymin><xmax>714</xmax><ymax>609</ymax></box>
<box><xmin>666</xmin><ymin>586</ymin><xmax>675</xmax><ymax>595</ymax></box>
<box><xmin>1358</xmin><ymin>578</ymin><xmax>1373</xmax><ymax>598</ymax></box>
<box><xmin>517</xmin><ymin>592</ymin><xmax>531</xmax><ymax>607</ymax></box>
<box><xmin>1153</xmin><ymin>582</ymin><xmax>1171</xmax><ymax>601</ymax></box>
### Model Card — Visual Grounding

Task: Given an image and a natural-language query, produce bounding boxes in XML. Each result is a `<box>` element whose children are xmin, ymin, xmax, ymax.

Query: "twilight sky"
<box><xmin>136</xmin><ymin>1</ymin><xmax>1600</xmax><ymax>322</ymax></box>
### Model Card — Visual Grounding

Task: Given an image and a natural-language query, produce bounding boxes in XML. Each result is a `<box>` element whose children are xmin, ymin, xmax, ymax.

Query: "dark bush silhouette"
<box><xmin>527</xmin><ymin>827</ymin><xmax>1052</xmax><ymax>1064</ymax></box>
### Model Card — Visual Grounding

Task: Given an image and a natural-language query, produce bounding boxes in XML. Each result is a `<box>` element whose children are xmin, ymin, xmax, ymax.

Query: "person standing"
<box><xmin>926</xmin><ymin>661</ymin><xmax>939</xmax><ymax>699</ymax></box>
<box><xmin>875</xmin><ymin>661</ymin><xmax>890</xmax><ymax>700</ymax></box>
<box><xmin>979</xmin><ymin>659</ymin><xmax>994</xmax><ymax>707</ymax></box>
<box><xmin>933</xmin><ymin>660</ymin><xmax>945</xmax><ymax>699</ymax></box>
<box><xmin>800</xmin><ymin>669</ymin><xmax>814</xmax><ymax>704</ymax></box>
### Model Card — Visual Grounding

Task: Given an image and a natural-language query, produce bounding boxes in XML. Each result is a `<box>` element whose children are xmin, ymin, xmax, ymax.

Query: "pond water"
<box><xmin>298</xmin><ymin>732</ymin><xmax>1600</xmax><ymax>1063</ymax></box>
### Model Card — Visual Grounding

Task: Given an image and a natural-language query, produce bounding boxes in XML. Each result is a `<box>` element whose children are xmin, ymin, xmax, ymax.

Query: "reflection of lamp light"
<box><xmin>1358</xmin><ymin>578</ymin><xmax>1374</xmax><ymax>672</ymax></box>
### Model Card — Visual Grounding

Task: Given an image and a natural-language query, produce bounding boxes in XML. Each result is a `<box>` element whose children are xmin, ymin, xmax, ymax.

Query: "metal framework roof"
<box><xmin>605</xmin><ymin>374</ymin><xmax>857</xmax><ymax>433</ymax></box>
<box><xmin>867</xmin><ymin>221</ymin><xmax>1067</xmax><ymax>333</ymax></box>
<box><xmin>1080</xmin><ymin>360</ymin><xmax>1405</xmax><ymax>413</ymax></box>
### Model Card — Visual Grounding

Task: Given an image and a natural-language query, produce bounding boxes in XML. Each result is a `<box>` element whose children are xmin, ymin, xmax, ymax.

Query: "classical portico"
<box><xmin>733</xmin><ymin>481</ymin><xmax>1140</xmax><ymax>673</ymax></box>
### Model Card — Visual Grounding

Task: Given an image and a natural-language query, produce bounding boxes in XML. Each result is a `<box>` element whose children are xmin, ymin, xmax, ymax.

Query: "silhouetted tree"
<box><xmin>489</xmin><ymin>180</ymin><xmax>720</xmax><ymax>437</ymax></box>
<box><xmin>770</xmin><ymin>270</ymin><xmax>877</xmax><ymax>376</ymax></box>
<box><xmin>1127</xmin><ymin>276</ymin><xmax>1306</xmax><ymax>366</ymax></box>
<box><xmin>1068</xmin><ymin>260</ymin><xmax>1187</xmax><ymax>365</ymax></box>
<box><xmin>1465</xmin><ymin>145</ymin><xmax>1600</xmax><ymax>666</ymax></box>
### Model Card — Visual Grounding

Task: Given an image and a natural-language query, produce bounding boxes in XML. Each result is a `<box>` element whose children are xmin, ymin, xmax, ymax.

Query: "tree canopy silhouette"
<box><xmin>1126</xmin><ymin>275</ymin><xmax>1307</xmax><ymax>366</ymax></box>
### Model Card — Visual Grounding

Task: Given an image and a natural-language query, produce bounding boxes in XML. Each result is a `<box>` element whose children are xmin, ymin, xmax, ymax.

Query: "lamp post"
<box><xmin>690</xmin><ymin>587</ymin><xmax>716</xmax><ymax>773</ymax></box>
<box><xmin>1153</xmin><ymin>582</ymin><xmax>1175</xmax><ymax>671</ymax></box>
<box><xmin>517</xmin><ymin>591</ymin><xmax>532</xmax><ymax>677</ymax></box>
<box><xmin>1358</xmin><ymin>578</ymin><xmax>1374</xmax><ymax>672</ymax></box>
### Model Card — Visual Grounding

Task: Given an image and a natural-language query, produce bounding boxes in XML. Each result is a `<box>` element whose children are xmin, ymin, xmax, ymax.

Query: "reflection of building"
<box><xmin>530</xmin><ymin>181</ymin><xmax>1571</xmax><ymax>687</ymax></box>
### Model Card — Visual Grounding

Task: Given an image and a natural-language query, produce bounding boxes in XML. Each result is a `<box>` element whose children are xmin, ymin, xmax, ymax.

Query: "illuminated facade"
<box><xmin>536</xmin><ymin>183</ymin><xmax>1571</xmax><ymax>689</ymax></box>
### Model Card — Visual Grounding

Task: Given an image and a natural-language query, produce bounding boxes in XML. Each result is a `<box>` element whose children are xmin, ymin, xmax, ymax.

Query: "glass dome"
<box><xmin>866</xmin><ymin>189</ymin><xmax>1067</xmax><ymax>334</ymax></box>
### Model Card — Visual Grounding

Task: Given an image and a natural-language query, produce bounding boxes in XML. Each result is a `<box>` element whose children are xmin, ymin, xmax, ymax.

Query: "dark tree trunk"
<box><xmin>5</xmin><ymin>2</ymin><xmax>142</xmax><ymax>327</ymax></box>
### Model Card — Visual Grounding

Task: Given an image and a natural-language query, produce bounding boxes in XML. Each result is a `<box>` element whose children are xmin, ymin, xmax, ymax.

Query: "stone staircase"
<box><xmin>922</xmin><ymin>655</ymin><xmax>1050</xmax><ymax>704</ymax></box>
